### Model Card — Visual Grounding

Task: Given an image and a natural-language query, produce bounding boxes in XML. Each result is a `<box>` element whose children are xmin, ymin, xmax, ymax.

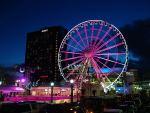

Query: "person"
<box><xmin>7</xmin><ymin>94</ymin><xmax>10</xmax><ymax>101</ymax></box>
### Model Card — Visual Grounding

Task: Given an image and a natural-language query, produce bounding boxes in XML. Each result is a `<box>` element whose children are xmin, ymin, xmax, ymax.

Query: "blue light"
<box><xmin>89</xmin><ymin>67</ymin><xmax>127</xmax><ymax>73</ymax></box>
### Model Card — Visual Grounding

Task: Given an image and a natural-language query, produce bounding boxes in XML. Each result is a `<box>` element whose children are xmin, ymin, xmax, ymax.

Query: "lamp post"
<box><xmin>51</xmin><ymin>82</ymin><xmax>54</xmax><ymax>103</ymax></box>
<box><xmin>70</xmin><ymin>79</ymin><xmax>74</xmax><ymax>104</ymax></box>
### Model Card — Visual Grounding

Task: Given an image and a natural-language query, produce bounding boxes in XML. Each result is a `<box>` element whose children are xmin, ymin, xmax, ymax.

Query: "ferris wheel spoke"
<box><xmin>84</xmin><ymin>23</ymin><xmax>89</xmax><ymax>49</ymax></box>
<box><xmin>62</xmin><ymin>58</ymin><xmax>84</xmax><ymax>70</ymax></box>
<box><xmin>94</xmin><ymin>57</ymin><xmax>119</xmax><ymax>76</ymax></box>
<box><xmin>61</xmin><ymin>56</ymin><xmax>84</xmax><ymax>61</ymax></box>
<box><xmin>64</xmin><ymin>59</ymin><xmax>85</xmax><ymax>79</ymax></box>
<box><xmin>94</xmin><ymin>53</ymin><xmax>126</xmax><ymax>56</ymax></box>
<box><xmin>90</xmin><ymin>22</ymin><xmax>94</xmax><ymax>47</ymax></box>
<box><xmin>95</xmin><ymin>56</ymin><xmax>124</xmax><ymax>65</ymax></box>
<box><xmin>93</xmin><ymin>58</ymin><xmax>111</xmax><ymax>84</ymax></box>
<box><xmin>95</xmin><ymin>27</ymin><xmax>112</xmax><ymax>49</ymax></box>
<box><xmin>96</xmin><ymin>33</ymin><xmax>120</xmax><ymax>50</ymax></box>
<box><xmin>60</xmin><ymin>51</ymin><xmax>84</xmax><ymax>55</ymax></box>
<box><xmin>75</xmin><ymin>59</ymin><xmax>89</xmax><ymax>81</ymax></box>
<box><xmin>91</xmin><ymin>58</ymin><xmax>106</xmax><ymax>83</ymax></box>
<box><xmin>96</xmin><ymin>42</ymin><xmax>125</xmax><ymax>53</ymax></box>
<box><xmin>67</xmin><ymin>43</ymin><xmax>83</xmax><ymax>51</ymax></box>
<box><xmin>70</xmin><ymin>36</ymin><xmax>85</xmax><ymax>50</ymax></box>
<box><xmin>75</xmin><ymin>28</ymin><xmax>87</xmax><ymax>48</ymax></box>
<box><xmin>93</xmin><ymin>23</ymin><xmax>104</xmax><ymax>46</ymax></box>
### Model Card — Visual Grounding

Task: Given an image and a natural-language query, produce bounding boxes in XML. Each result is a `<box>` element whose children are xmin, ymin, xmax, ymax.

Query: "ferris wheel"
<box><xmin>58</xmin><ymin>20</ymin><xmax>128</xmax><ymax>88</ymax></box>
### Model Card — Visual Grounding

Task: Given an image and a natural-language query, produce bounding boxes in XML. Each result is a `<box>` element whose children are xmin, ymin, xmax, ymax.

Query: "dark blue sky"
<box><xmin>0</xmin><ymin>0</ymin><xmax>150</xmax><ymax>73</ymax></box>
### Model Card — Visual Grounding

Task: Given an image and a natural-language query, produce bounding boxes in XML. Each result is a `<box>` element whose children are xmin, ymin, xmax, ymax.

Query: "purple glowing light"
<box><xmin>21</xmin><ymin>79</ymin><xmax>25</xmax><ymax>82</ymax></box>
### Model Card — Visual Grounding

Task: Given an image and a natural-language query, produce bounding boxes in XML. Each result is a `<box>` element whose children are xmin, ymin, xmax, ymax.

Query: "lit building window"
<box><xmin>44</xmin><ymin>41</ymin><xmax>46</xmax><ymax>43</ymax></box>
<box><xmin>41</xmin><ymin>49</ymin><xmax>43</xmax><ymax>51</ymax></box>
<box><xmin>47</xmin><ymin>51</ymin><xmax>49</xmax><ymax>53</ymax></box>
<box><xmin>39</xmin><ymin>47</ymin><xmax>40</xmax><ymax>49</ymax></box>
<box><xmin>50</xmin><ymin>48</ymin><xmax>52</xmax><ymax>50</ymax></box>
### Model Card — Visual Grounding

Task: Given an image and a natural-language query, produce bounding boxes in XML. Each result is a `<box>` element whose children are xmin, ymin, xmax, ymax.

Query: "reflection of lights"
<box><xmin>0</xmin><ymin>81</ymin><xmax>2</xmax><ymax>85</ymax></box>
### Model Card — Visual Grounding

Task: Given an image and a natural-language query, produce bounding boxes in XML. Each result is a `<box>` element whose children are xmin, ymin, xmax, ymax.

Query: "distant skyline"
<box><xmin>0</xmin><ymin>0</ymin><xmax>150</xmax><ymax>74</ymax></box>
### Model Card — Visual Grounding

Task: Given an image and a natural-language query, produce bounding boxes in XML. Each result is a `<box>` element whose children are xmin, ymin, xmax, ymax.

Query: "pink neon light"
<box><xmin>96</xmin><ymin>33</ymin><xmax>119</xmax><ymax>50</ymax></box>
<box><xmin>75</xmin><ymin>28</ymin><xmax>87</xmax><ymax>48</ymax></box>
<box><xmin>94</xmin><ymin>57</ymin><xmax>119</xmax><ymax>76</ymax></box>
<box><xmin>4</xmin><ymin>96</ymin><xmax>79</xmax><ymax>101</ymax></box>
<box><xmin>70</xmin><ymin>35</ymin><xmax>84</xmax><ymax>50</ymax></box>
<box><xmin>91</xmin><ymin>58</ymin><xmax>106</xmax><ymax>83</ymax></box>
<box><xmin>93</xmin><ymin>58</ymin><xmax>111</xmax><ymax>83</ymax></box>
<box><xmin>95</xmin><ymin>56</ymin><xmax>124</xmax><ymax>65</ymax></box>
<box><xmin>21</xmin><ymin>79</ymin><xmax>25</xmax><ymax>82</ymax></box>
<box><xmin>96</xmin><ymin>42</ymin><xmax>125</xmax><ymax>53</ymax></box>
<box><xmin>84</xmin><ymin>23</ymin><xmax>89</xmax><ymax>49</ymax></box>
<box><xmin>85</xmin><ymin>51</ymin><xmax>93</xmax><ymax>58</ymax></box>
<box><xmin>60</xmin><ymin>51</ymin><xmax>84</xmax><ymax>55</ymax></box>
<box><xmin>90</xmin><ymin>58</ymin><xmax>101</xmax><ymax>82</ymax></box>
<box><xmin>90</xmin><ymin>22</ymin><xmax>94</xmax><ymax>47</ymax></box>
<box><xmin>61</xmin><ymin>56</ymin><xmax>83</xmax><ymax>62</ymax></box>
<box><xmin>66</xmin><ymin>59</ymin><xmax>85</xmax><ymax>79</ymax></box>
<box><xmin>62</xmin><ymin>58</ymin><xmax>85</xmax><ymax>70</ymax></box>
<box><xmin>95</xmin><ymin>53</ymin><xmax>126</xmax><ymax>55</ymax></box>
<box><xmin>93</xmin><ymin>23</ymin><xmax>104</xmax><ymax>46</ymax></box>
<box><xmin>67</xmin><ymin>43</ymin><xmax>82</xmax><ymax>51</ymax></box>
<box><xmin>95</xmin><ymin>27</ymin><xmax>112</xmax><ymax>49</ymax></box>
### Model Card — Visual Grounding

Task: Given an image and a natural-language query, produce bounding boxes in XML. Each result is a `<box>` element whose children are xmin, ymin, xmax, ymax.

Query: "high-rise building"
<box><xmin>25</xmin><ymin>26</ymin><xmax>67</xmax><ymax>84</ymax></box>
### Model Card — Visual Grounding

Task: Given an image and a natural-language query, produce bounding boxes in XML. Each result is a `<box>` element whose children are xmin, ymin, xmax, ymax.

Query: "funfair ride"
<box><xmin>58</xmin><ymin>20</ymin><xmax>128</xmax><ymax>90</ymax></box>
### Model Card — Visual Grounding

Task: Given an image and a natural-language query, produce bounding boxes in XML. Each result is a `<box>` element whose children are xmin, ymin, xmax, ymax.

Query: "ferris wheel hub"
<box><xmin>85</xmin><ymin>50</ymin><xmax>93</xmax><ymax>58</ymax></box>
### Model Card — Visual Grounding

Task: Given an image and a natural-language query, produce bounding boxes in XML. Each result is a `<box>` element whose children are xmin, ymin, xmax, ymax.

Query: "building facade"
<box><xmin>25</xmin><ymin>26</ymin><xmax>67</xmax><ymax>84</ymax></box>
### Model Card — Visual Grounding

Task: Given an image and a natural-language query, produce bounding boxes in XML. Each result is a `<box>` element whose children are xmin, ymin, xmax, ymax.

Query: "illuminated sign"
<box><xmin>89</xmin><ymin>67</ymin><xmax>127</xmax><ymax>73</ymax></box>
<box><xmin>40</xmin><ymin>75</ymin><xmax>48</xmax><ymax>78</ymax></box>
<box><xmin>67</xmin><ymin>64</ymin><xmax>83</xmax><ymax>69</ymax></box>
<box><xmin>41</xmin><ymin>29</ymin><xmax>48</xmax><ymax>32</ymax></box>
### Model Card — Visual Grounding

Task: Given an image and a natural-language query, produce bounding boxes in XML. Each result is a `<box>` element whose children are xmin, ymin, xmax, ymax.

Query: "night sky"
<box><xmin>0</xmin><ymin>0</ymin><xmax>150</xmax><ymax>75</ymax></box>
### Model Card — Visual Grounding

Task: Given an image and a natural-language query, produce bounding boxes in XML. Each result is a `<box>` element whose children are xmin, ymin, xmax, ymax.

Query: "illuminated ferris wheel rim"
<box><xmin>58</xmin><ymin>20</ymin><xmax>128</xmax><ymax>88</ymax></box>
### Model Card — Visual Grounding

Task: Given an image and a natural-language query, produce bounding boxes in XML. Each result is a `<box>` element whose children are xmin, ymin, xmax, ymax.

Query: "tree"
<box><xmin>0</xmin><ymin>65</ymin><xmax>18</xmax><ymax>85</ymax></box>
